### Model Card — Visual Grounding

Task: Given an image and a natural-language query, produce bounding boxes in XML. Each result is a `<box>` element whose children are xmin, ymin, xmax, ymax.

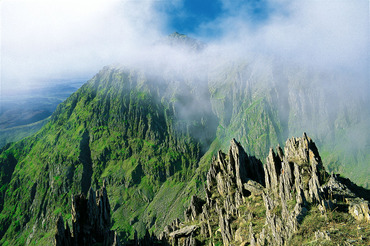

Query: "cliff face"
<box><xmin>161</xmin><ymin>134</ymin><xmax>370</xmax><ymax>245</ymax></box>
<box><xmin>55</xmin><ymin>181</ymin><xmax>118</xmax><ymax>246</ymax></box>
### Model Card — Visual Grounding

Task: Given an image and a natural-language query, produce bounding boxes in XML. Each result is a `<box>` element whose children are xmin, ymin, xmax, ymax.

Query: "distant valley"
<box><xmin>0</xmin><ymin>80</ymin><xmax>86</xmax><ymax>148</ymax></box>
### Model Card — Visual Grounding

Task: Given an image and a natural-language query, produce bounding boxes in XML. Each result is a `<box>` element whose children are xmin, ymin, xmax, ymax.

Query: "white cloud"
<box><xmin>204</xmin><ymin>0</ymin><xmax>369</xmax><ymax>74</ymax></box>
<box><xmin>1</xmin><ymin>0</ymin><xmax>163</xmax><ymax>91</ymax></box>
<box><xmin>259</xmin><ymin>0</ymin><xmax>369</xmax><ymax>71</ymax></box>
<box><xmin>1</xmin><ymin>0</ymin><xmax>368</xmax><ymax>92</ymax></box>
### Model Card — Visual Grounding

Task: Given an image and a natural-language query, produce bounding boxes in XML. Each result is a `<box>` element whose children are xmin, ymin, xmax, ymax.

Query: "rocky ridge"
<box><xmin>54</xmin><ymin>134</ymin><xmax>370</xmax><ymax>245</ymax></box>
<box><xmin>55</xmin><ymin>181</ymin><xmax>119</xmax><ymax>246</ymax></box>
<box><xmin>54</xmin><ymin>181</ymin><xmax>165</xmax><ymax>246</ymax></box>
<box><xmin>161</xmin><ymin>133</ymin><xmax>370</xmax><ymax>245</ymax></box>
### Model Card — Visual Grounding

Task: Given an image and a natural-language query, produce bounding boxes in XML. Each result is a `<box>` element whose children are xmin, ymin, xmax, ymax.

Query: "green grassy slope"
<box><xmin>0</xmin><ymin>67</ymin><xmax>216</xmax><ymax>245</ymax></box>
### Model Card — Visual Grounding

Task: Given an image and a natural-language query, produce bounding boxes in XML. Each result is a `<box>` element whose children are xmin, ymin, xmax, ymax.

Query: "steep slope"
<box><xmin>162</xmin><ymin>134</ymin><xmax>370</xmax><ymax>245</ymax></box>
<box><xmin>207</xmin><ymin>59</ymin><xmax>370</xmax><ymax>188</ymax></box>
<box><xmin>0</xmin><ymin>66</ymin><xmax>217</xmax><ymax>245</ymax></box>
<box><xmin>0</xmin><ymin>55</ymin><xmax>368</xmax><ymax>244</ymax></box>
<box><xmin>208</xmin><ymin>60</ymin><xmax>285</xmax><ymax>157</ymax></box>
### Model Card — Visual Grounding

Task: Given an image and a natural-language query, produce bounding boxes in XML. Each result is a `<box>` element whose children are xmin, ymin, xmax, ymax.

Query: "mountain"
<box><xmin>158</xmin><ymin>32</ymin><xmax>205</xmax><ymax>51</ymax></box>
<box><xmin>0</xmin><ymin>66</ymin><xmax>217</xmax><ymax>245</ymax></box>
<box><xmin>0</xmin><ymin>53</ymin><xmax>369</xmax><ymax>244</ymax></box>
<box><xmin>54</xmin><ymin>134</ymin><xmax>370</xmax><ymax>245</ymax></box>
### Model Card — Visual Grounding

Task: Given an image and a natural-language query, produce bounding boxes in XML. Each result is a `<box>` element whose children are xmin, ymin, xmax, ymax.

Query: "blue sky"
<box><xmin>156</xmin><ymin>0</ymin><xmax>272</xmax><ymax>38</ymax></box>
<box><xmin>157</xmin><ymin>0</ymin><xmax>224</xmax><ymax>36</ymax></box>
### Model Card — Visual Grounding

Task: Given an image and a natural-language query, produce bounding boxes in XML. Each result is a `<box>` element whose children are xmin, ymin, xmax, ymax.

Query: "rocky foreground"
<box><xmin>55</xmin><ymin>134</ymin><xmax>370</xmax><ymax>245</ymax></box>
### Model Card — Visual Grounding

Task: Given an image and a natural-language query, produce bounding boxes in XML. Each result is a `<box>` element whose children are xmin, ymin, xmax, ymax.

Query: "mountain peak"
<box><xmin>159</xmin><ymin>31</ymin><xmax>205</xmax><ymax>51</ymax></box>
<box><xmin>168</xmin><ymin>31</ymin><xmax>187</xmax><ymax>38</ymax></box>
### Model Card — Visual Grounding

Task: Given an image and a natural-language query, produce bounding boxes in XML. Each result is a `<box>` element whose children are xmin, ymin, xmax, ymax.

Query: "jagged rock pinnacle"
<box><xmin>161</xmin><ymin>134</ymin><xmax>370</xmax><ymax>245</ymax></box>
<box><xmin>54</xmin><ymin>185</ymin><xmax>118</xmax><ymax>246</ymax></box>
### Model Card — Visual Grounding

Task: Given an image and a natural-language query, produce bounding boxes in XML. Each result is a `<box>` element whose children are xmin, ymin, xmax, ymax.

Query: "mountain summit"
<box><xmin>159</xmin><ymin>32</ymin><xmax>205</xmax><ymax>51</ymax></box>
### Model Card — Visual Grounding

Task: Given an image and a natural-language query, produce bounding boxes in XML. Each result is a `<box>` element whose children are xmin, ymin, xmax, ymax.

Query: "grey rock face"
<box><xmin>163</xmin><ymin>138</ymin><xmax>266</xmax><ymax>245</ymax></box>
<box><xmin>261</xmin><ymin>133</ymin><xmax>330</xmax><ymax>244</ymax></box>
<box><xmin>244</xmin><ymin>180</ymin><xmax>264</xmax><ymax>196</ymax></box>
<box><xmin>322</xmin><ymin>173</ymin><xmax>370</xmax><ymax>223</ymax></box>
<box><xmin>347</xmin><ymin>198</ymin><xmax>370</xmax><ymax>222</ymax></box>
<box><xmin>184</xmin><ymin>196</ymin><xmax>206</xmax><ymax>222</ymax></box>
<box><xmin>161</xmin><ymin>134</ymin><xmax>370</xmax><ymax>245</ymax></box>
<box><xmin>168</xmin><ymin>225</ymin><xmax>198</xmax><ymax>238</ymax></box>
<box><xmin>54</xmin><ymin>182</ymin><xmax>118</xmax><ymax>246</ymax></box>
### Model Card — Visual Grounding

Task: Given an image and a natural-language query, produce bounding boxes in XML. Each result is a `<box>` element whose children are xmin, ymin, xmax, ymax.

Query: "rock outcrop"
<box><xmin>261</xmin><ymin>133</ymin><xmax>328</xmax><ymax>245</ymax></box>
<box><xmin>54</xmin><ymin>182</ymin><xmax>164</xmax><ymax>246</ymax></box>
<box><xmin>161</xmin><ymin>138</ymin><xmax>267</xmax><ymax>245</ymax></box>
<box><xmin>161</xmin><ymin>134</ymin><xmax>370</xmax><ymax>245</ymax></box>
<box><xmin>54</xmin><ymin>134</ymin><xmax>370</xmax><ymax>245</ymax></box>
<box><xmin>323</xmin><ymin>173</ymin><xmax>370</xmax><ymax>223</ymax></box>
<box><xmin>54</xmin><ymin>182</ymin><xmax>119</xmax><ymax>246</ymax></box>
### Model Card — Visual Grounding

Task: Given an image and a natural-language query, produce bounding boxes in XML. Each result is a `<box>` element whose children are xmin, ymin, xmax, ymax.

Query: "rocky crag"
<box><xmin>54</xmin><ymin>181</ymin><xmax>166</xmax><ymax>246</ymax></box>
<box><xmin>161</xmin><ymin>134</ymin><xmax>370</xmax><ymax>245</ymax></box>
<box><xmin>54</xmin><ymin>181</ymin><xmax>119</xmax><ymax>246</ymax></box>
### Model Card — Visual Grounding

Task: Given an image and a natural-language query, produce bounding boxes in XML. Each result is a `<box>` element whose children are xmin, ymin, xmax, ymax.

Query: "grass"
<box><xmin>287</xmin><ymin>197</ymin><xmax>297</xmax><ymax>211</ymax></box>
<box><xmin>289</xmin><ymin>205</ymin><xmax>370</xmax><ymax>245</ymax></box>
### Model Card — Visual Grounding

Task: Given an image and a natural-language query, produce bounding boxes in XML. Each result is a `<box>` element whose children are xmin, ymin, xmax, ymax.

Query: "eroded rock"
<box><xmin>160</xmin><ymin>134</ymin><xmax>370</xmax><ymax>245</ymax></box>
<box><xmin>54</xmin><ymin>182</ymin><xmax>118</xmax><ymax>246</ymax></box>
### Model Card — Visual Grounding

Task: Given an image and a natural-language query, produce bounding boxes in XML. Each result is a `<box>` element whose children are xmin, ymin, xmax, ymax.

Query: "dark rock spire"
<box><xmin>54</xmin><ymin>183</ymin><xmax>118</xmax><ymax>246</ymax></box>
